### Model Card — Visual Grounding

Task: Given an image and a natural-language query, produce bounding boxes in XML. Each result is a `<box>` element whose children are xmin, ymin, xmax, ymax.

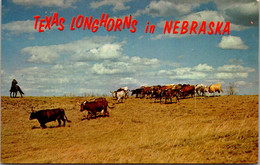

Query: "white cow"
<box><xmin>195</xmin><ymin>84</ymin><xmax>207</xmax><ymax>96</ymax></box>
<box><xmin>116</xmin><ymin>90</ymin><xmax>126</xmax><ymax>103</ymax></box>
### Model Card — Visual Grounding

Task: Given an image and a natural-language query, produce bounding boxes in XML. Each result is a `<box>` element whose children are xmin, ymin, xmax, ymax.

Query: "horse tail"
<box><xmin>17</xmin><ymin>86</ymin><xmax>24</xmax><ymax>95</ymax></box>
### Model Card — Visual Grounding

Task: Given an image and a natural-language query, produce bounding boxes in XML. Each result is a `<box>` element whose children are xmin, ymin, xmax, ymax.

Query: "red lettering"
<box><xmin>34</xmin><ymin>15</ymin><xmax>40</xmax><ymax>30</ymax></box>
<box><xmin>180</xmin><ymin>21</ymin><xmax>189</xmax><ymax>34</ymax></box>
<box><xmin>207</xmin><ymin>21</ymin><xmax>214</xmax><ymax>35</ymax></box>
<box><xmin>70</xmin><ymin>17</ymin><xmax>75</xmax><ymax>30</ymax></box>
<box><xmin>100</xmin><ymin>13</ymin><xmax>109</xmax><ymax>27</ymax></box>
<box><xmin>222</xmin><ymin>21</ymin><xmax>230</xmax><ymax>35</ymax></box>
<box><xmin>92</xmin><ymin>19</ymin><xmax>99</xmax><ymax>32</ymax></box>
<box><xmin>58</xmin><ymin>17</ymin><xmax>65</xmax><ymax>31</ymax></box>
<box><xmin>39</xmin><ymin>19</ymin><xmax>45</xmax><ymax>32</ymax></box>
<box><xmin>51</xmin><ymin>12</ymin><xmax>59</xmax><ymax>26</ymax></box>
<box><xmin>123</xmin><ymin>15</ymin><xmax>132</xmax><ymax>29</ymax></box>
<box><xmin>45</xmin><ymin>15</ymin><xmax>52</xmax><ymax>30</ymax></box>
<box><xmin>75</xmin><ymin>15</ymin><xmax>84</xmax><ymax>28</ymax></box>
<box><xmin>198</xmin><ymin>21</ymin><xmax>206</xmax><ymax>34</ymax></box>
<box><xmin>163</xmin><ymin>20</ymin><xmax>173</xmax><ymax>34</ymax></box>
<box><xmin>130</xmin><ymin>20</ymin><xmax>137</xmax><ymax>33</ymax></box>
<box><xmin>172</xmin><ymin>21</ymin><xmax>180</xmax><ymax>34</ymax></box>
<box><xmin>114</xmin><ymin>19</ymin><xmax>122</xmax><ymax>32</ymax></box>
<box><xmin>215</xmin><ymin>21</ymin><xmax>223</xmax><ymax>35</ymax></box>
<box><xmin>189</xmin><ymin>21</ymin><xmax>198</xmax><ymax>34</ymax></box>
<box><xmin>106</xmin><ymin>18</ymin><xmax>115</xmax><ymax>31</ymax></box>
<box><xmin>83</xmin><ymin>16</ymin><xmax>92</xmax><ymax>30</ymax></box>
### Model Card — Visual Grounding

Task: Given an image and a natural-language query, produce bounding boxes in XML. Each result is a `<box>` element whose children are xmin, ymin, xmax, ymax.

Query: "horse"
<box><xmin>10</xmin><ymin>85</ymin><xmax>24</xmax><ymax>98</ymax></box>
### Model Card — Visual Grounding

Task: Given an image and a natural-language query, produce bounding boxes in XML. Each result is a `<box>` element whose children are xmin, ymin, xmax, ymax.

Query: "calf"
<box><xmin>29</xmin><ymin>108</ymin><xmax>71</xmax><ymax>128</ymax></box>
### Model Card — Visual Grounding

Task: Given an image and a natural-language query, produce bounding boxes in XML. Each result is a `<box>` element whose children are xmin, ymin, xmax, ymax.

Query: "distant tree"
<box><xmin>227</xmin><ymin>83</ymin><xmax>237</xmax><ymax>95</ymax></box>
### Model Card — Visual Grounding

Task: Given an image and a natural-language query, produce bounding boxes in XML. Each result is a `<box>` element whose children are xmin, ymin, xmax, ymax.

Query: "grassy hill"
<box><xmin>1</xmin><ymin>95</ymin><xmax>258</xmax><ymax>163</ymax></box>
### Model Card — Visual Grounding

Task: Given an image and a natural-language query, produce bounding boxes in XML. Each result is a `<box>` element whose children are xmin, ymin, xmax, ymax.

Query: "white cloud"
<box><xmin>135</xmin><ymin>0</ymin><xmax>209</xmax><ymax>17</ymax></box>
<box><xmin>71</xmin><ymin>43</ymin><xmax>124</xmax><ymax>61</ymax></box>
<box><xmin>215</xmin><ymin>72</ymin><xmax>248</xmax><ymax>79</ymax></box>
<box><xmin>91</xmin><ymin>62</ymin><xmax>130</xmax><ymax>75</ymax></box>
<box><xmin>2</xmin><ymin>20</ymin><xmax>36</xmax><ymax>34</ymax></box>
<box><xmin>90</xmin><ymin>0</ymin><xmax>130</xmax><ymax>12</ymax></box>
<box><xmin>193</xmin><ymin>63</ymin><xmax>214</xmax><ymax>72</ymax></box>
<box><xmin>218</xmin><ymin>36</ymin><xmax>248</xmax><ymax>50</ymax></box>
<box><xmin>158</xmin><ymin>63</ymin><xmax>255</xmax><ymax>80</ymax></box>
<box><xmin>234</xmin><ymin>80</ymin><xmax>248</xmax><ymax>87</ymax></box>
<box><xmin>12</xmin><ymin>0</ymin><xmax>77</xmax><ymax>8</ymax></box>
<box><xmin>217</xmin><ymin>65</ymin><xmax>255</xmax><ymax>72</ymax></box>
<box><xmin>21</xmin><ymin>36</ymin><xmax>117</xmax><ymax>64</ymax></box>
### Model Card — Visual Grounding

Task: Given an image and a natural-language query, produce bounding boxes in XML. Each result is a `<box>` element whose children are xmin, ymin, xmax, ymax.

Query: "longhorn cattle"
<box><xmin>207</xmin><ymin>83</ymin><xmax>223</xmax><ymax>96</ymax></box>
<box><xmin>131</xmin><ymin>88</ymin><xmax>143</xmax><ymax>98</ymax></box>
<box><xmin>180</xmin><ymin>85</ymin><xmax>195</xmax><ymax>98</ymax></box>
<box><xmin>161</xmin><ymin>89</ymin><xmax>180</xmax><ymax>104</ymax></box>
<box><xmin>116</xmin><ymin>90</ymin><xmax>127</xmax><ymax>103</ymax></box>
<box><xmin>29</xmin><ymin>108</ymin><xmax>71</xmax><ymax>128</ymax></box>
<box><xmin>80</xmin><ymin>97</ymin><xmax>112</xmax><ymax>119</ymax></box>
<box><xmin>195</xmin><ymin>84</ymin><xmax>207</xmax><ymax>96</ymax></box>
<box><xmin>140</xmin><ymin>86</ymin><xmax>152</xmax><ymax>98</ymax></box>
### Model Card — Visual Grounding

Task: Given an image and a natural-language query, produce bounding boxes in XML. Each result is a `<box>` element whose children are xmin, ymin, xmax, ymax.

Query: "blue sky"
<box><xmin>1</xmin><ymin>0</ymin><xmax>259</xmax><ymax>96</ymax></box>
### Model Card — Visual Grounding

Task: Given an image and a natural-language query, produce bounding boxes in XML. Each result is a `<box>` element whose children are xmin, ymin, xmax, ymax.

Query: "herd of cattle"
<box><xmin>28</xmin><ymin>83</ymin><xmax>223</xmax><ymax>128</ymax></box>
<box><xmin>111</xmin><ymin>83</ymin><xmax>223</xmax><ymax>103</ymax></box>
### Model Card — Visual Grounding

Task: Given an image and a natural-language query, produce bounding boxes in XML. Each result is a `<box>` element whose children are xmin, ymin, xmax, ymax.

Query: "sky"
<box><xmin>1</xmin><ymin>0</ymin><xmax>259</xmax><ymax>96</ymax></box>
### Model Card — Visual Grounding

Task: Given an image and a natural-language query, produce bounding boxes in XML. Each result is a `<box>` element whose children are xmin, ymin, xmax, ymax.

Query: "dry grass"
<box><xmin>1</xmin><ymin>95</ymin><xmax>258</xmax><ymax>163</ymax></box>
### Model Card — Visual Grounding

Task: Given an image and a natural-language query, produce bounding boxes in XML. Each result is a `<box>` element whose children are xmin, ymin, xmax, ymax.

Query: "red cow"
<box><xmin>180</xmin><ymin>85</ymin><xmax>195</xmax><ymax>98</ymax></box>
<box><xmin>80</xmin><ymin>98</ymin><xmax>113</xmax><ymax>119</ymax></box>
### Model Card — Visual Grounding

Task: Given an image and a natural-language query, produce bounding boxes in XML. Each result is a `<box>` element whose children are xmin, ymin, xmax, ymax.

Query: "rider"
<box><xmin>10</xmin><ymin>79</ymin><xmax>18</xmax><ymax>91</ymax></box>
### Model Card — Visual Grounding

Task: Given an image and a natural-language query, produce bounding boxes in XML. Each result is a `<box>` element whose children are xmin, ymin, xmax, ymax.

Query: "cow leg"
<box><xmin>58</xmin><ymin>119</ymin><xmax>61</xmax><ymax>126</ymax></box>
<box><xmin>103</xmin><ymin>107</ymin><xmax>107</xmax><ymax>117</ymax></box>
<box><xmin>93</xmin><ymin>110</ymin><xmax>97</xmax><ymax>119</ymax></box>
<box><xmin>61</xmin><ymin>118</ymin><xmax>66</xmax><ymax>126</ymax></box>
<box><xmin>87</xmin><ymin>111</ymin><xmax>91</xmax><ymax>120</ymax></box>
<box><xmin>176</xmin><ymin>95</ymin><xmax>179</xmax><ymax>103</ymax></box>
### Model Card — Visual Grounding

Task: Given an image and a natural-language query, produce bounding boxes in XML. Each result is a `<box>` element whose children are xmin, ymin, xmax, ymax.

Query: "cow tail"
<box><xmin>64</xmin><ymin>114</ymin><xmax>71</xmax><ymax>123</ymax></box>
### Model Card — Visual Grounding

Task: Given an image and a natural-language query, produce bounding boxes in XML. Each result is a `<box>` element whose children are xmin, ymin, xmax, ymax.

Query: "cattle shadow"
<box><xmin>150</xmin><ymin>100</ymin><xmax>179</xmax><ymax>104</ymax></box>
<box><xmin>31</xmin><ymin>125</ymin><xmax>70</xmax><ymax>129</ymax></box>
<box><xmin>81</xmin><ymin>114</ymin><xmax>107</xmax><ymax>121</ymax></box>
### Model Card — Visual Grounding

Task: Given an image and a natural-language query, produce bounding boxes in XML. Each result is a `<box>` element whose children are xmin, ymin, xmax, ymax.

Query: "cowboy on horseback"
<box><xmin>10</xmin><ymin>79</ymin><xmax>24</xmax><ymax>98</ymax></box>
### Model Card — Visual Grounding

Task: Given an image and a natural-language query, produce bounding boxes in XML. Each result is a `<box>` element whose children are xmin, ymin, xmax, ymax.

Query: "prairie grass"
<box><xmin>1</xmin><ymin>95</ymin><xmax>258</xmax><ymax>163</ymax></box>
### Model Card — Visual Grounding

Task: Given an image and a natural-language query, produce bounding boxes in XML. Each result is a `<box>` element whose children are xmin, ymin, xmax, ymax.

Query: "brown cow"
<box><xmin>29</xmin><ymin>108</ymin><xmax>71</xmax><ymax>128</ymax></box>
<box><xmin>161</xmin><ymin>89</ymin><xmax>180</xmax><ymax>104</ymax></box>
<box><xmin>180</xmin><ymin>85</ymin><xmax>195</xmax><ymax>98</ymax></box>
<box><xmin>140</xmin><ymin>86</ymin><xmax>152</xmax><ymax>98</ymax></box>
<box><xmin>80</xmin><ymin>97</ymin><xmax>113</xmax><ymax>119</ymax></box>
